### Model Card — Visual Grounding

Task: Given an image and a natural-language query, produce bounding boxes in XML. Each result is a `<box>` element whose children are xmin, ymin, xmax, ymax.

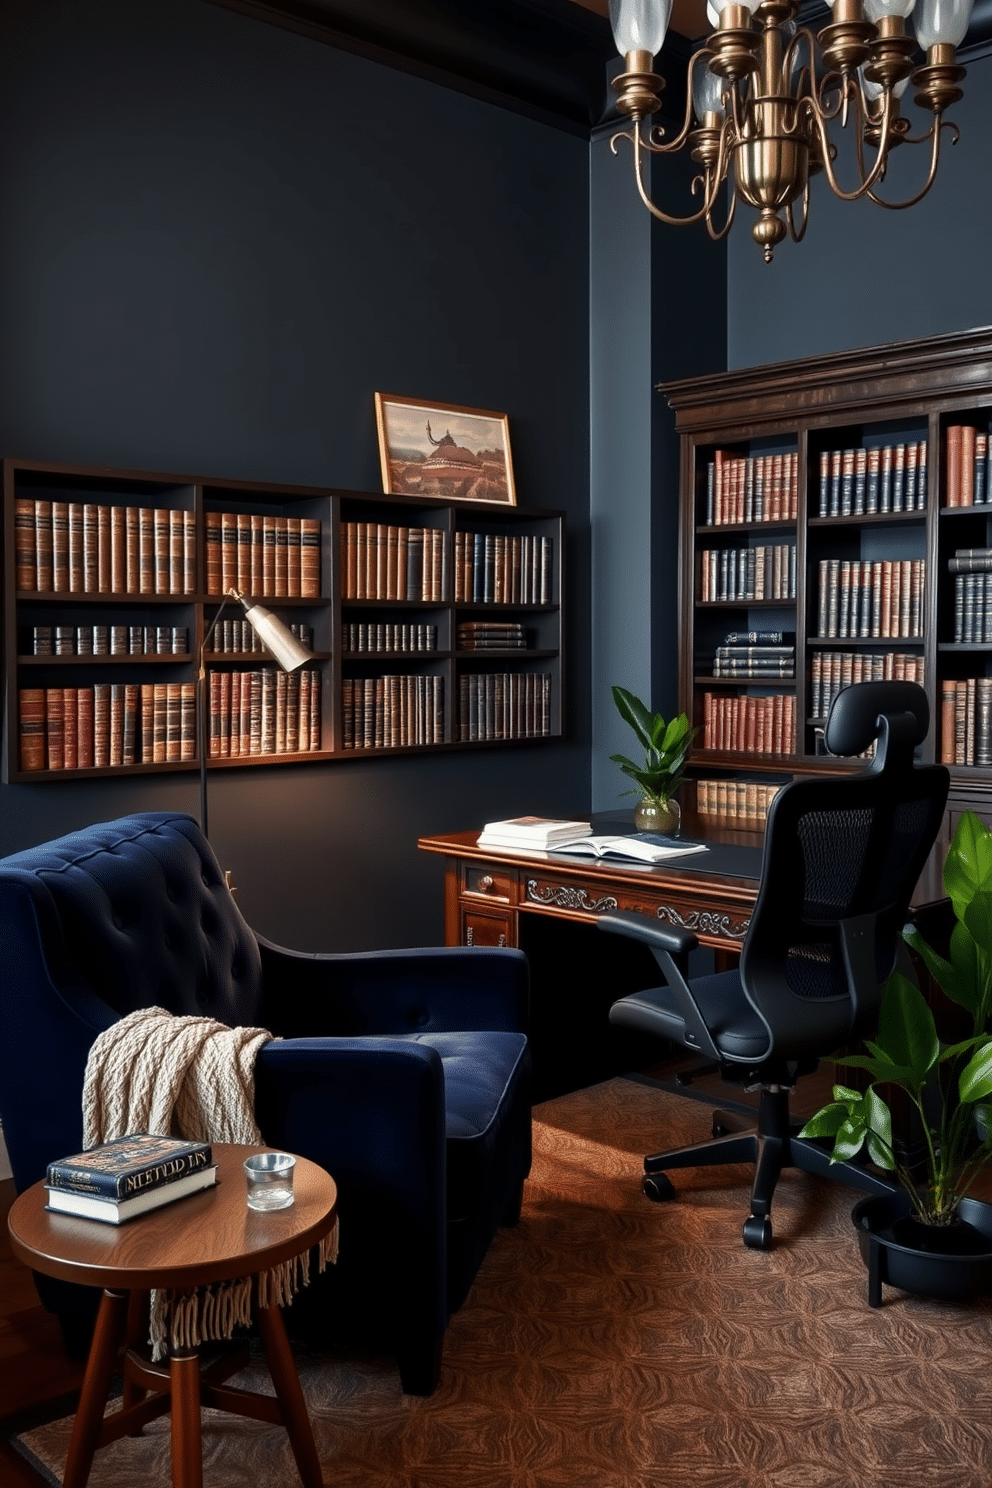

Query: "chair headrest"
<box><xmin>824</xmin><ymin>680</ymin><xmax>929</xmax><ymax>758</ymax></box>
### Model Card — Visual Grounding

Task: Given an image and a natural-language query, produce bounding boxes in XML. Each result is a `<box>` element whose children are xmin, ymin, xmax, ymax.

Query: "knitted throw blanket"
<box><xmin>83</xmin><ymin>1006</ymin><xmax>337</xmax><ymax>1359</ymax></box>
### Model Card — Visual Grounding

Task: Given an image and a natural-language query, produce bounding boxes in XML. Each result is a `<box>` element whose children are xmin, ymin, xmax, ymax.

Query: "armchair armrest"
<box><xmin>596</xmin><ymin>911</ymin><xmax>722</xmax><ymax>1063</ymax></box>
<box><xmin>255</xmin><ymin>936</ymin><xmax>529</xmax><ymax>1039</ymax></box>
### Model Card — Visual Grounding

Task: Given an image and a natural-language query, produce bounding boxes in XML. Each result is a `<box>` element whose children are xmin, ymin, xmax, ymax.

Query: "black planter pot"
<box><xmin>852</xmin><ymin>1192</ymin><xmax>992</xmax><ymax>1307</ymax></box>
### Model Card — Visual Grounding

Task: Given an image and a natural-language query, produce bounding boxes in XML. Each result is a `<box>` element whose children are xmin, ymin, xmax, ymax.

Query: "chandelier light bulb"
<box><xmin>608</xmin><ymin>0</ymin><xmax>673</xmax><ymax>55</ymax></box>
<box><xmin>692</xmin><ymin>64</ymin><xmax>727</xmax><ymax>120</ymax></box>
<box><xmin>914</xmin><ymin>0</ymin><xmax>973</xmax><ymax>46</ymax></box>
<box><xmin>864</xmin><ymin>0</ymin><xmax>916</xmax><ymax>18</ymax></box>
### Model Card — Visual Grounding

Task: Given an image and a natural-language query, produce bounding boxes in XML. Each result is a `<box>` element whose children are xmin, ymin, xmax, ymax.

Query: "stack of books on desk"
<box><xmin>44</xmin><ymin>1133</ymin><xmax>218</xmax><ymax>1224</ymax></box>
<box><xmin>476</xmin><ymin>816</ymin><xmax>593</xmax><ymax>850</ymax></box>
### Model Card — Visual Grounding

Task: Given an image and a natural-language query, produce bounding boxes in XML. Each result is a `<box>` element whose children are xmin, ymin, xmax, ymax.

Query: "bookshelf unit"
<box><xmin>2</xmin><ymin>459</ymin><xmax>564</xmax><ymax>781</ymax></box>
<box><xmin>662</xmin><ymin>326</ymin><xmax>992</xmax><ymax>832</ymax></box>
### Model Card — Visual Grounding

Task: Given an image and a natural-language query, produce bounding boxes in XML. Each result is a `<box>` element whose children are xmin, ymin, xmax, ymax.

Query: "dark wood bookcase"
<box><xmin>662</xmin><ymin>325</ymin><xmax>992</xmax><ymax>833</ymax></box>
<box><xmin>2</xmin><ymin>458</ymin><xmax>564</xmax><ymax>781</ymax></box>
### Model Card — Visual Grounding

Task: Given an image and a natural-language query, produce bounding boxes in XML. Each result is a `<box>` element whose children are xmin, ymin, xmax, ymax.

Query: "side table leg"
<box><xmin>256</xmin><ymin>1303</ymin><xmax>324</xmax><ymax>1488</ymax></box>
<box><xmin>169</xmin><ymin>1350</ymin><xmax>203</xmax><ymax>1488</ymax></box>
<box><xmin>63</xmin><ymin>1288</ymin><xmax>128</xmax><ymax>1488</ymax></box>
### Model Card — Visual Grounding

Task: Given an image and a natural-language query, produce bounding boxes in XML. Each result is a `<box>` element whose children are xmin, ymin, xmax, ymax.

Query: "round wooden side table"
<box><xmin>7</xmin><ymin>1143</ymin><xmax>337</xmax><ymax>1488</ymax></box>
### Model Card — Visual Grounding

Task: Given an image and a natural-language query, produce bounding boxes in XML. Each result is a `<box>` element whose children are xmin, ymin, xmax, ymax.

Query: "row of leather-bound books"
<box><xmin>15</xmin><ymin>499</ymin><xmax>196</xmax><ymax>596</ymax></box>
<box><xmin>205</xmin><ymin>511</ymin><xmax>321</xmax><ymax>598</ymax></box>
<box><xmin>810</xmin><ymin>650</ymin><xmax>925</xmax><ymax>722</ymax></box>
<box><xmin>940</xmin><ymin>678</ymin><xmax>992</xmax><ymax>767</ymax></box>
<box><xmin>944</xmin><ymin>426</ymin><xmax>992</xmax><ymax>507</ymax></box>
<box><xmin>699</xmin><ymin>543</ymin><xmax>796</xmax><ymax>602</ymax></box>
<box><xmin>339</xmin><ymin>523</ymin><xmax>446</xmax><ymax>602</ymax></box>
<box><xmin>342</xmin><ymin>675</ymin><xmax>444</xmax><ymax>749</ymax></box>
<box><xmin>817</xmin><ymin>441</ymin><xmax>928</xmax><ymax>517</ymax></box>
<box><xmin>457</xmin><ymin>672</ymin><xmax>552</xmax><ymax>742</ymax></box>
<box><xmin>18</xmin><ymin>683</ymin><xmax>196</xmax><ymax>771</ymax></box>
<box><xmin>343</xmin><ymin>622</ymin><xmax>437</xmax><ymax>653</ymax></box>
<box><xmin>815</xmin><ymin>558</ymin><xmax>926</xmax><ymax>640</ymax></box>
<box><xmin>29</xmin><ymin>624</ymin><xmax>189</xmax><ymax>656</ymax></box>
<box><xmin>207</xmin><ymin>668</ymin><xmax>321</xmax><ymax>756</ymax></box>
<box><xmin>204</xmin><ymin>621</ymin><xmax>313</xmax><ymax>655</ymax></box>
<box><xmin>700</xmin><ymin>692</ymin><xmax>797</xmax><ymax>757</ymax></box>
<box><xmin>696</xmin><ymin>778</ymin><xmax>783</xmax><ymax>824</ymax></box>
<box><xmin>704</xmin><ymin>450</ymin><xmax>799</xmax><ymax>527</ymax></box>
<box><xmin>452</xmin><ymin>532</ymin><xmax>554</xmax><ymax>605</ymax></box>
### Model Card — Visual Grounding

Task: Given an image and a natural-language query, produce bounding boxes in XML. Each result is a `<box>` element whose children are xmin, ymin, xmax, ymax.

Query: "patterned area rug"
<box><xmin>14</xmin><ymin>1076</ymin><xmax>992</xmax><ymax>1488</ymax></box>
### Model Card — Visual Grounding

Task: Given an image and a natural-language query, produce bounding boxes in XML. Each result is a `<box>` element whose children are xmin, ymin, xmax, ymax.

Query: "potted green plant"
<box><xmin>610</xmin><ymin>687</ymin><xmax>698</xmax><ymax>835</ymax></box>
<box><xmin>799</xmin><ymin>809</ymin><xmax>992</xmax><ymax>1300</ymax></box>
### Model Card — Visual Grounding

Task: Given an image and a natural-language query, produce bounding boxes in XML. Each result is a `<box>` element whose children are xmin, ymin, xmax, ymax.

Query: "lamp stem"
<box><xmin>197</xmin><ymin>589</ymin><xmax>236</xmax><ymax>838</ymax></box>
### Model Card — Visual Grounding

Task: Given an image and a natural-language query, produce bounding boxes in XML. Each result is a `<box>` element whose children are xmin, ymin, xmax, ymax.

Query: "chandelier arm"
<box><xmin>808</xmin><ymin>86</ymin><xmax>893</xmax><ymax>201</ymax></box>
<box><xmin>613</xmin><ymin>119</ymin><xmax>728</xmax><ymax>228</ymax></box>
<box><xmin>638</xmin><ymin>51</ymin><xmax>718</xmax><ymax>156</ymax></box>
<box><xmin>786</xmin><ymin>173</ymin><xmax>810</xmax><ymax>243</ymax></box>
<box><xmin>703</xmin><ymin>184</ymin><xmax>737</xmax><ymax>242</ymax></box>
<box><xmin>866</xmin><ymin>118</ymin><xmax>952</xmax><ymax>209</ymax></box>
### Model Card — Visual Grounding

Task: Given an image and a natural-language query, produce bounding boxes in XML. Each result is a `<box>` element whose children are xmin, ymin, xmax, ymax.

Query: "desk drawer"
<box><xmin>463</xmin><ymin>865</ymin><xmax>518</xmax><ymax>903</ymax></box>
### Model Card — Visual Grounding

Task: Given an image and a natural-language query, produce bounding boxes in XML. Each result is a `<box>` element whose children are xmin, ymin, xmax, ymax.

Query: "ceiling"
<box><xmin>568</xmin><ymin>0</ymin><xmax>712</xmax><ymax>41</ymax></box>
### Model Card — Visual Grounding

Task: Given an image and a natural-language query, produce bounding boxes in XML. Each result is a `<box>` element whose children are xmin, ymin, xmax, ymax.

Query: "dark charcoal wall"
<box><xmin>0</xmin><ymin>0</ymin><xmax>592</xmax><ymax>949</ymax></box>
<box><xmin>726</xmin><ymin>52</ymin><xmax>992</xmax><ymax>367</ymax></box>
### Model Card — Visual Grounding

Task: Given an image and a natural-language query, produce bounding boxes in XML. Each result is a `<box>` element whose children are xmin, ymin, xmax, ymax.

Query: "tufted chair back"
<box><xmin>0</xmin><ymin>812</ymin><xmax>262</xmax><ymax>1190</ymax></box>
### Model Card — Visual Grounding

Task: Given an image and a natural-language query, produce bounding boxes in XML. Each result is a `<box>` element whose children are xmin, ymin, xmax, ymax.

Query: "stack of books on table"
<box><xmin>476</xmin><ymin>816</ymin><xmax>593</xmax><ymax>850</ymax></box>
<box><xmin>44</xmin><ymin>1133</ymin><xmax>218</xmax><ymax>1224</ymax></box>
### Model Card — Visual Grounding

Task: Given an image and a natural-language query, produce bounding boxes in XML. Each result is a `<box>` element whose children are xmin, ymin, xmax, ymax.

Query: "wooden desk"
<box><xmin>418</xmin><ymin>811</ymin><xmax>767</xmax><ymax>955</ymax></box>
<box><xmin>418</xmin><ymin>810</ymin><xmax>950</xmax><ymax>1096</ymax></box>
<box><xmin>7</xmin><ymin>1144</ymin><xmax>337</xmax><ymax>1488</ymax></box>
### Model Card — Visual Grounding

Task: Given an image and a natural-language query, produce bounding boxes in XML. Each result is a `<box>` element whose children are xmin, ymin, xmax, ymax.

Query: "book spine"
<box><xmin>15</xmin><ymin>499</ymin><xmax>36</xmax><ymax>589</ymax></box>
<box><xmin>139</xmin><ymin>508</ymin><xmax>155</xmax><ymax>595</ymax></box>
<box><xmin>46</xmin><ymin>1145</ymin><xmax>213</xmax><ymax>1198</ymax></box>
<box><xmin>126</xmin><ymin>506</ymin><xmax>140</xmax><ymax>593</ymax></box>
<box><xmin>52</xmin><ymin>501</ymin><xmax>69</xmax><ymax>592</ymax></box>
<box><xmin>18</xmin><ymin>689</ymin><xmax>46</xmax><ymax>771</ymax></box>
<box><xmin>36</xmin><ymin>500</ymin><xmax>54</xmax><ymax>591</ymax></box>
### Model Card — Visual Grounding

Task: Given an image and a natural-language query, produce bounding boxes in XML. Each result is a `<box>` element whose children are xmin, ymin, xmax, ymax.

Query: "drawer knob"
<box><xmin>479</xmin><ymin>875</ymin><xmax>494</xmax><ymax>892</ymax></box>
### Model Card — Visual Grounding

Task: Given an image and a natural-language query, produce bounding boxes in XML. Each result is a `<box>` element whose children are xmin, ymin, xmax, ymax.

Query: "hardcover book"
<box><xmin>46</xmin><ymin>1133</ymin><xmax>214</xmax><ymax>1198</ymax></box>
<box><xmin>45</xmin><ymin>1163</ymin><xmax>218</xmax><ymax>1225</ymax></box>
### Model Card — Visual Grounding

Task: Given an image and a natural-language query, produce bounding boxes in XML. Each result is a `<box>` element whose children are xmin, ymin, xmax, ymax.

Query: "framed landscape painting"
<box><xmin>375</xmin><ymin>394</ymin><xmax>517</xmax><ymax>505</ymax></box>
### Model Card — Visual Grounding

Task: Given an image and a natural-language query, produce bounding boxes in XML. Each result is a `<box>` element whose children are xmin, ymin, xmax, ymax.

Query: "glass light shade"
<box><xmin>706</xmin><ymin>0</ymin><xmax>720</xmax><ymax>25</ymax></box>
<box><xmin>692</xmin><ymin>64</ymin><xmax>727</xmax><ymax>120</ymax></box>
<box><xmin>914</xmin><ymin>0</ymin><xmax>973</xmax><ymax>46</ymax></box>
<box><xmin>864</xmin><ymin>0</ymin><xmax>915</xmax><ymax>18</ymax></box>
<box><xmin>609</xmin><ymin>0</ymin><xmax>672</xmax><ymax>54</ymax></box>
<box><xmin>241</xmin><ymin>599</ymin><xmax>312</xmax><ymax>671</ymax></box>
<box><xmin>860</xmin><ymin>65</ymin><xmax>909</xmax><ymax>98</ymax></box>
<box><xmin>710</xmin><ymin>0</ymin><xmax>761</xmax><ymax>14</ymax></box>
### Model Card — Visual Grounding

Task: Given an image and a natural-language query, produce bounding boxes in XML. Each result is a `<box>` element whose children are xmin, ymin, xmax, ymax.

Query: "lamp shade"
<box><xmin>914</xmin><ymin>0</ymin><xmax>973</xmax><ymax>46</ymax></box>
<box><xmin>240</xmin><ymin>600</ymin><xmax>312</xmax><ymax>671</ymax></box>
<box><xmin>609</xmin><ymin>0</ymin><xmax>673</xmax><ymax>55</ymax></box>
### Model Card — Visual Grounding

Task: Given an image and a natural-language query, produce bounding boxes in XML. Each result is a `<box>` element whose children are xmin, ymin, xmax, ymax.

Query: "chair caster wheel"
<box><xmin>642</xmin><ymin>1173</ymin><xmax>674</xmax><ymax>1202</ymax></box>
<box><xmin>743</xmin><ymin>1215</ymin><xmax>772</xmax><ymax>1250</ymax></box>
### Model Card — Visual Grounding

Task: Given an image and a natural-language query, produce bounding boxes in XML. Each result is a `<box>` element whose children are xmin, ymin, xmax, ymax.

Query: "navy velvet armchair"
<box><xmin>0</xmin><ymin>812</ymin><xmax>531</xmax><ymax>1395</ymax></box>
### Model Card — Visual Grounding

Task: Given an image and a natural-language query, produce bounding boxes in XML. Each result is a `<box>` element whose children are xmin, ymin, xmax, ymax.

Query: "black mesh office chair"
<box><xmin>600</xmin><ymin>681</ymin><xmax>949</xmax><ymax>1250</ymax></box>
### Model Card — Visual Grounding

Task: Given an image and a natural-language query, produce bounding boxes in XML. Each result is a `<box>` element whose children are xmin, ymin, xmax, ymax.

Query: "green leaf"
<box><xmin>944</xmin><ymin>810</ymin><xmax>992</xmax><ymax>922</ymax></box>
<box><xmin>963</xmin><ymin>891</ymin><xmax>992</xmax><ymax>972</ymax></box>
<box><xmin>876</xmin><ymin>973</ymin><xmax>939</xmax><ymax>1083</ymax></box>
<box><xmin>864</xmin><ymin>1086</ymin><xmax>893</xmax><ymax>1148</ymax></box>
<box><xmin>865</xmin><ymin>1131</ymin><xmax>896</xmax><ymax>1171</ymax></box>
<box><xmin>831</xmin><ymin>1114</ymin><xmax>869</xmax><ymax>1162</ymax></box>
<box><xmin>959</xmin><ymin>1041</ymin><xmax>992</xmax><ymax>1104</ymax></box>
<box><xmin>798</xmin><ymin>1103</ymin><xmax>852</xmax><ymax>1139</ymax></box>
<box><xmin>903</xmin><ymin>922</ymin><xmax>973</xmax><ymax>1013</ymax></box>
<box><xmin>611</xmin><ymin>687</ymin><xmax>655</xmax><ymax>752</ymax></box>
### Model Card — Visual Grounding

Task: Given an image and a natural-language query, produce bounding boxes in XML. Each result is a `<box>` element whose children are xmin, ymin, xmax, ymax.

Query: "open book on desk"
<box><xmin>550</xmin><ymin>833</ymin><xmax>709</xmax><ymax>864</ymax></box>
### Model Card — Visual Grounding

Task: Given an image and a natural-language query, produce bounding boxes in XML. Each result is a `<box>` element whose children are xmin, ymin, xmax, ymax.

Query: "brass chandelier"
<box><xmin>608</xmin><ymin>0</ymin><xmax>974</xmax><ymax>260</ymax></box>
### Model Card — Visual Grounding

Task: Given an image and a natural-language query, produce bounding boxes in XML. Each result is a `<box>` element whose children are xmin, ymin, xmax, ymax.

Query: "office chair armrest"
<box><xmin>255</xmin><ymin>935</ymin><xmax>529</xmax><ymax>1037</ymax></box>
<box><xmin>596</xmin><ymin>911</ymin><xmax>698</xmax><ymax>963</ymax></box>
<box><xmin>597</xmin><ymin>911</ymin><xmax>722</xmax><ymax>1062</ymax></box>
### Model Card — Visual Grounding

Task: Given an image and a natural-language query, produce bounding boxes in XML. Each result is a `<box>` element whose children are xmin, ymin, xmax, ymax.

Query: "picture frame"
<box><xmin>375</xmin><ymin>393</ymin><xmax>517</xmax><ymax>506</ymax></box>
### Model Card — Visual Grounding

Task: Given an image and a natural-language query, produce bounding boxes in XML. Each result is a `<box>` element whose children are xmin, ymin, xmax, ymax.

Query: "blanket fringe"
<box><xmin>149</xmin><ymin>1218</ymin><xmax>339</xmax><ymax>1360</ymax></box>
